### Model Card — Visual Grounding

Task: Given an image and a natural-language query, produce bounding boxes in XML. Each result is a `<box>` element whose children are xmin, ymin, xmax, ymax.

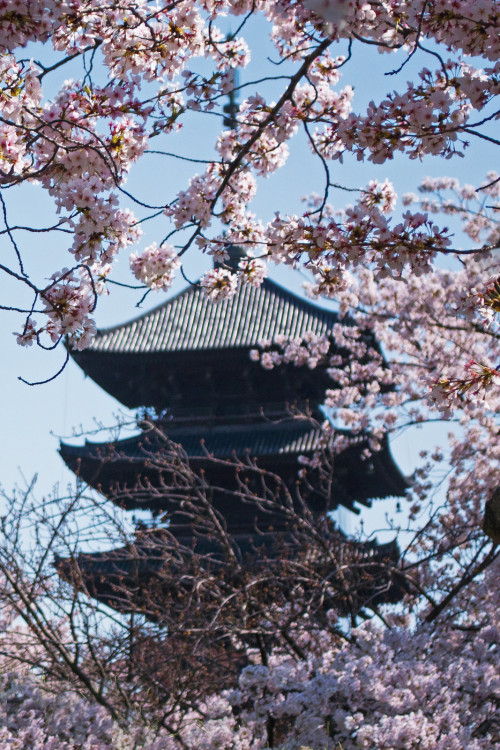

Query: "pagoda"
<box><xmin>59</xmin><ymin>251</ymin><xmax>407</xmax><ymax>612</ymax></box>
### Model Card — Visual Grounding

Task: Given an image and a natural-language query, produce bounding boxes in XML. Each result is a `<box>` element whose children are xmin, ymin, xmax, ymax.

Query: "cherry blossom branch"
<box><xmin>425</xmin><ymin>544</ymin><xmax>499</xmax><ymax>623</ymax></box>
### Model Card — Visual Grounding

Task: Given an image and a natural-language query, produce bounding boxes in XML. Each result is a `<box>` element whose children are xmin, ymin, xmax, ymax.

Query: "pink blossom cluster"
<box><xmin>0</xmin><ymin>664</ymin><xmax>192</xmax><ymax>749</ymax></box>
<box><xmin>314</xmin><ymin>66</ymin><xmax>477</xmax><ymax>164</ymax></box>
<box><xmin>2</xmin><ymin>573</ymin><xmax>499</xmax><ymax>749</ymax></box>
<box><xmin>193</xmin><ymin>253</ymin><xmax>269</xmax><ymax>302</ymax></box>
<box><xmin>222</xmin><ymin>580</ymin><xmax>500</xmax><ymax>749</ymax></box>
<box><xmin>404</xmin><ymin>171</ymin><xmax>500</xmax><ymax>248</ymax></box>
<box><xmin>253</xmin><ymin>179</ymin><xmax>452</xmax><ymax>285</ymax></box>
<box><xmin>217</xmin><ymin>93</ymin><xmax>298</xmax><ymax>176</ymax></box>
<box><xmin>238</xmin><ymin>255</ymin><xmax>268</xmax><ymax>287</ymax></box>
<box><xmin>303</xmin><ymin>263</ymin><xmax>357</xmax><ymax>312</ymax></box>
<box><xmin>15</xmin><ymin>269</ymin><xmax>98</xmax><ymax>350</ymax></box>
<box><xmin>430</xmin><ymin>361</ymin><xmax>500</xmax><ymax>416</ymax></box>
<box><xmin>130</xmin><ymin>243</ymin><xmax>182</xmax><ymax>292</ymax></box>
<box><xmin>200</xmin><ymin>267</ymin><xmax>238</xmax><ymax>302</ymax></box>
<box><xmin>0</xmin><ymin>670</ymin><xmax>116</xmax><ymax>750</ymax></box>
<box><xmin>251</xmin><ymin>331</ymin><xmax>331</xmax><ymax>371</ymax></box>
<box><xmin>170</xmin><ymin>163</ymin><xmax>257</xmax><ymax>229</ymax></box>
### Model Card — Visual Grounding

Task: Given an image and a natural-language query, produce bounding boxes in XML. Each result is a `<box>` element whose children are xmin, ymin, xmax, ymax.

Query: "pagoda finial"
<box><xmin>222</xmin><ymin>35</ymin><xmax>240</xmax><ymax>129</ymax></box>
<box><xmin>223</xmin><ymin>76</ymin><xmax>239</xmax><ymax>128</ymax></box>
<box><xmin>213</xmin><ymin>243</ymin><xmax>247</xmax><ymax>271</ymax></box>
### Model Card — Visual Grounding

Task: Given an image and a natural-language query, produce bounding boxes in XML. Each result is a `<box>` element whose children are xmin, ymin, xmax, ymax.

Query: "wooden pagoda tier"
<box><xmin>70</xmin><ymin>276</ymin><xmax>351</xmax><ymax>418</ymax></box>
<box><xmin>59</xmin><ymin>417</ymin><xmax>408</xmax><ymax>521</ymax></box>
<box><xmin>55</xmin><ymin>525</ymin><xmax>404</xmax><ymax>619</ymax></box>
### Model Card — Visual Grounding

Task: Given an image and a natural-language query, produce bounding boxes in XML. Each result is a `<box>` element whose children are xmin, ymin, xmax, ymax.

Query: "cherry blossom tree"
<box><xmin>0</xmin><ymin>419</ymin><xmax>498</xmax><ymax>748</ymax></box>
<box><xmin>0</xmin><ymin>431</ymin><xmax>404</xmax><ymax>739</ymax></box>
<box><xmin>0</xmin><ymin>1</ymin><xmax>499</xmax><ymax>748</ymax></box>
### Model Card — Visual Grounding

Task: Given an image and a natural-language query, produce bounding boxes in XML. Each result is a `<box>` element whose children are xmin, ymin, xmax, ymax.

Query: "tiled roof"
<box><xmin>60</xmin><ymin>418</ymin><xmax>329</xmax><ymax>462</ymax></box>
<box><xmin>81</xmin><ymin>279</ymin><xmax>339</xmax><ymax>354</ymax></box>
<box><xmin>59</xmin><ymin>419</ymin><xmax>408</xmax><ymax>509</ymax></box>
<box><xmin>56</xmin><ymin>533</ymin><xmax>404</xmax><ymax>613</ymax></box>
<box><xmin>56</xmin><ymin>546</ymin><xmax>166</xmax><ymax>581</ymax></box>
<box><xmin>57</xmin><ymin>534</ymin><xmax>400</xmax><ymax>580</ymax></box>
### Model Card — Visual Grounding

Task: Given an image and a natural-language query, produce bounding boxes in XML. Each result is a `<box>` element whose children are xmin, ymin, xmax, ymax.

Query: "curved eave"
<box><xmin>60</xmin><ymin>424</ymin><xmax>408</xmax><ymax>513</ymax></box>
<box><xmin>56</xmin><ymin>532</ymin><xmax>405</xmax><ymax>615</ymax></box>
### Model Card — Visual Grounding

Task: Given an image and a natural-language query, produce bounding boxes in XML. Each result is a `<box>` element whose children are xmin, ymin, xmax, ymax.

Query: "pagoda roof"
<box><xmin>55</xmin><ymin>530</ymin><xmax>404</xmax><ymax>616</ymax></box>
<box><xmin>56</xmin><ymin>532</ymin><xmax>400</xmax><ymax>580</ymax></box>
<box><xmin>61</xmin><ymin>418</ymin><xmax>328</xmax><ymax>461</ymax></box>
<box><xmin>59</xmin><ymin>418</ymin><xmax>408</xmax><ymax>512</ymax></box>
<box><xmin>73</xmin><ymin>277</ymin><xmax>339</xmax><ymax>356</ymax></box>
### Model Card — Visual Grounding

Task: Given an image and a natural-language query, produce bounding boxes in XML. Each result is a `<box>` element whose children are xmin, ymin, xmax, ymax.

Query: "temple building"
<box><xmin>58</xmin><ymin>252</ymin><xmax>407</xmax><ymax>613</ymax></box>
